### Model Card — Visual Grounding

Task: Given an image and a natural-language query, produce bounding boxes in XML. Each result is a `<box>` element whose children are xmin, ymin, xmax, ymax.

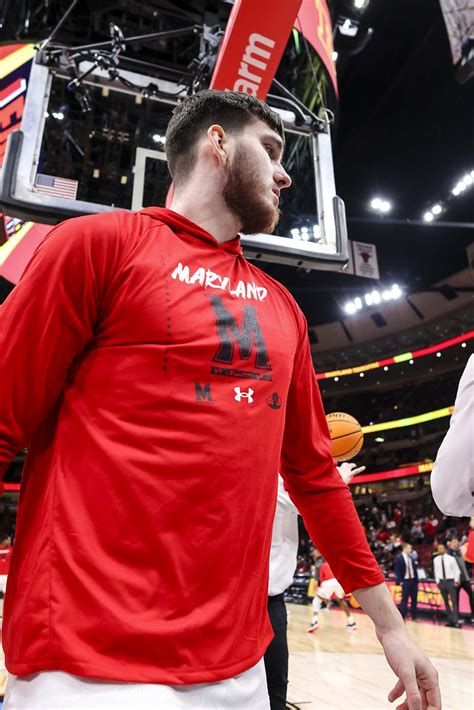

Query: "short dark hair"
<box><xmin>165</xmin><ymin>90</ymin><xmax>285</xmax><ymax>184</ymax></box>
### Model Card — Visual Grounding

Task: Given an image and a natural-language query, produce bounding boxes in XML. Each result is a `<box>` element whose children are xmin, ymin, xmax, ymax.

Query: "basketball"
<box><xmin>326</xmin><ymin>412</ymin><xmax>364</xmax><ymax>462</ymax></box>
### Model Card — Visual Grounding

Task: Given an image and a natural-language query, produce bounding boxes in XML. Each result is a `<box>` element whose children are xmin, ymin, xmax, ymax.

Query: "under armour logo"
<box><xmin>234</xmin><ymin>386</ymin><xmax>254</xmax><ymax>404</ymax></box>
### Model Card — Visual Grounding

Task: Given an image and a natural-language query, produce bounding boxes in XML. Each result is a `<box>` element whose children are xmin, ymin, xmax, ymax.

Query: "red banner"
<box><xmin>0</xmin><ymin>45</ymin><xmax>34</xmax><ymax>164</ymax></box>
<box><xmin>210</xmin><ymin>0</ymin><xmax>303</xmax><ymax>99</ymax></box>
<box><xmin>296</xmin><ymin>0</ymin><xmax>338</xmax><ymax>96</ymax></box>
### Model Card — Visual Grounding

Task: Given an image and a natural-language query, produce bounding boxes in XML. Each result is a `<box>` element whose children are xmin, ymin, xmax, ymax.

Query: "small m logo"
<box><xmin>195</xmin><ymin>383</ymin><xmax>213</xmax><ymax>402</ymax></box>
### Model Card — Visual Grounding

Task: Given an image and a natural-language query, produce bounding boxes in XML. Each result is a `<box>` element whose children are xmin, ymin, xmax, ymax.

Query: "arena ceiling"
<box><xmin>1</xmin><ymin>0</ymin><xmax>473</xmax><ymax>357</ymax></box>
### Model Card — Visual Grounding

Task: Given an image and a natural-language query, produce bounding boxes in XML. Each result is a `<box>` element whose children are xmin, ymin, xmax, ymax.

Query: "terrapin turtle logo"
<box><xmin>267</xmin><ymin>393</ymin><xmax>282</xmax><ymax>410</ymax></box>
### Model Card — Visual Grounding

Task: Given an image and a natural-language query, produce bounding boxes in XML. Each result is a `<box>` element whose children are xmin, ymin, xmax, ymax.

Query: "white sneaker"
<box><xmin>307</xmin><ymin>619</ymin><xmax>319</xmax><ymax>633</ymax></box>
<box><xmin>346</xmin><ymin>618</ymin><xmax>357</xmax><ymax>630</ymax></box>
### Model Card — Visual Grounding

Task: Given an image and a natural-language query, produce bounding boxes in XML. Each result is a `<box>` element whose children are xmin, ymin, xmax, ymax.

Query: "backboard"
<box><xmin>0</xmin><ymin>55</ymin><xmax>348</xmax><ymax>271</ymax></box>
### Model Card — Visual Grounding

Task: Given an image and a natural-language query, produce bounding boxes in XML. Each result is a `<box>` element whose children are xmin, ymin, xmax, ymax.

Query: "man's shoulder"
<box><xmin>244</xmin><ymin>260</ymin><xmax>306</xmax><ymax>329</ymax></box>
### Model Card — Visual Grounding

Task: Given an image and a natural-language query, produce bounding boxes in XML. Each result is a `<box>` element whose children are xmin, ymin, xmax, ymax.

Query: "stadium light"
<box><xmin>431</xmin><ymin>204</ymin><xmax>442</xmax><ymax>215</ymax></box>
<box><xmin>370</xmin><ymin>197</ymin><xmax>391</xmax><ymax>213</ymax></box>
<box><xmin>452</xmin><ymin>171</ymin><xmax>473</xmax><ymax>196</ymax></box>
<box><xmin>423</xmin><ymin>211</ymin><xmax>434</xmax><ymax>222</ymax></box>
<box><xmin>153</xmin><ymin>134</ymin><xmax>166</xmax><ymax>143</ymax></box>
<box><xmin>290</xmin><ymin>224</ymin><xmax>321</xmax><ymax>242</ymax></box>
<box><xmin>343</xmin><ymin>284</ymin><xmax>403</xmax><ymax>316</ymax></box>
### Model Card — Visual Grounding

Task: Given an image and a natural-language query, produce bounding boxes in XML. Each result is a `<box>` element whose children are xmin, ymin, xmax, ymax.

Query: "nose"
<box><xmin>274</xmin><ymin>163</ymin><xmax>292</xmax><ymax>190</ymax></box>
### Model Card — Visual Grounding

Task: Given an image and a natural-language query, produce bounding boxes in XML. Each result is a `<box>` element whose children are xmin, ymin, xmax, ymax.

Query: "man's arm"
<box><xmin>354</xmin><ymin>583</ymin><xmax>440</xmax><ymax>710</ymax></box>
<box><xmin>280</xmin><ymin>317</ymin><xmax>441</xmax><ymax>710</ymax></box>
<box><xmin>451</xmin><ymin>558</ymin><xmax>461</xmax><ymax>585</ymax></box>
<box><xmin>0</xmin><ymin>213</ymin><xmax>122</xmax><ymax>475</ymax></box>
<box><xmin>431</xmin><ymin>354</ymin><xmax>474</xmax><ymax>517</ymax></box>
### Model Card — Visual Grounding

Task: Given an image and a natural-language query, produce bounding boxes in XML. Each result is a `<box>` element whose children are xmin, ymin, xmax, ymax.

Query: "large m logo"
<box><xmin>210</xmin><ymin>296</ymin><xmax>271</xmax><ymax>370</ymax></box>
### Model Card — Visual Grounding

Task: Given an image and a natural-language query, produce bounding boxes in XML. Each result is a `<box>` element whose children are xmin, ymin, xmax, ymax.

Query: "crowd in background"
<box><xmin>0</xmin><ymin>492</ymin><xmax>471</xmax><ymax>584</ymax></box>
<box><xmin>296</xmin><ymin>492</ymin><xmax>471</xmax><ymax>579</ymax></box>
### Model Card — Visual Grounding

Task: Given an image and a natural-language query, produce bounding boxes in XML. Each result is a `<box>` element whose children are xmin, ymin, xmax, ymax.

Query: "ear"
<box><xmin>207</xmin><ymin>124</ymin><xmax>229</xmax><ymax>166</ymax></box>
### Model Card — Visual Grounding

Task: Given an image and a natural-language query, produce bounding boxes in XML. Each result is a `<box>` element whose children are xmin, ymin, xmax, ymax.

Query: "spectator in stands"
<box><xmin>447</xmin><ymin>536</ymin><xmax>474</xmax><ymax>624</ymax></box>
<box><xmin>394</xmin><ymin>543</ymin><xmax>418</xmax><ymax>621</ymax></box>
<box><xmin>411</xmin><ymin>520</ymin><xmax>424</xmax><ymax>544</ymax></box>
<box><xmin>385</xmin><ymin>533</ymin><xmax>402</xmax><ymax>556</ymax></box>
<box><xmin>423</xmin><ymin>517</ymin><xmax>436</xmax><ymax>543</ymax></box>
<box><xmin>433</xmin><ymin>543</ymin><xmax>461</xmax><ymax>628</ymax></box>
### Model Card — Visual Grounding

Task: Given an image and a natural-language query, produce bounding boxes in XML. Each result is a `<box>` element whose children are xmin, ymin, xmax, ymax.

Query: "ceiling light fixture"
<box><xmin>370</xmin><ymin>197</ymin><xmax>391</xmax><ymax>213</ymax></box>
<box><xmin>343</xmin><ymin>284</ymin><xmax>403</xmax><ymax>316</ymax></box>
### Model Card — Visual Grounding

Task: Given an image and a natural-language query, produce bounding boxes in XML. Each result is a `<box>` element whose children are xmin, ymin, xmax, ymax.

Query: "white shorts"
<box><xmin>317</xmin><ymin>578</ymin><xmax>345</xmax><ymax>601</ymax></box>
<box><xmin>3</xmin><ymin>659</ymin><xmax>270</xmax><ymax>710</ymax></box>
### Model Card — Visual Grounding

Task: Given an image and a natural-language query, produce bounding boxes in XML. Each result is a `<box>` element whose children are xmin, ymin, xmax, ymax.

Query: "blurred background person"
<box><xmin>433</xmin><ymin>543</ymin><xmax>461</xmax><ymax>628</ymax></box>
<box><xmin>394</xmin><ymin>542</ymin><xmax>419</xmax><ymax>621</ymax></box>
<box><xmin>447</xmin><ymin>536</ymin><xmax>474</xmax><ymax>624</ymax></box>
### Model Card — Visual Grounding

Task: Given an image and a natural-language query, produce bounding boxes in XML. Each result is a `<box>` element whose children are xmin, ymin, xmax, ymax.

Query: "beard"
<box><xmin>223</xmin><ymin>147</ymin><xmax>281</xmax><ymax>234</ymax></box>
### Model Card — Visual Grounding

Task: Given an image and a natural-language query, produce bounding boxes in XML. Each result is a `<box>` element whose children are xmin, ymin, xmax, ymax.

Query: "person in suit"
<box><xmin>394</xmin><ymin>543</ymin><xmax>419</xmax><ymax>621</ymax></box>
<box><xmin>447</xmin><ymin>536</ymin><xmax>474</xmax><ymax>623</ymax></box>
<box><xmin>434</xmin><ymin>543</ymin><xmax>462</xmax><ymax>627</ymax></box>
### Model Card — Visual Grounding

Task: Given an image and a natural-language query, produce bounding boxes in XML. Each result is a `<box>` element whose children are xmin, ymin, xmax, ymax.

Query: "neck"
<box><xmin>170</xmin><ymin>180</ymin><xmax>241</xmax><ymax>245</ymax></box>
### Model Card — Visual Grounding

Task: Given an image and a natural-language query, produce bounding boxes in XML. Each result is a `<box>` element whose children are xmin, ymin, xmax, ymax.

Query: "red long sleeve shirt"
<box><xmin>0</xmin><ymin>208</ymin><xmax>383</xmax><ymax>683</ymax></box>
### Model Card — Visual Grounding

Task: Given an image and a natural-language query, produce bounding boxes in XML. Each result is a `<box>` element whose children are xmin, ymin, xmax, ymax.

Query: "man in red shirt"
<box><xmin>0</xmin><ymin>90</ymin><xmax>439</xmax><ymax>709</ymax></box>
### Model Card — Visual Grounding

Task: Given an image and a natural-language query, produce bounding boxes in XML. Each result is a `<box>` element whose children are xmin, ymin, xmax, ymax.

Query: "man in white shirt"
<box><xmin>264</xmin><ymin>464</ymin><xmax>364</xmax><ymax>709</ymax></box>
<box><xmin>431</xmin><ymin>355</ymin><xmax>474</xmax><ymax>516</ymax></box>
<box><xmin>433</xmin><ymin>543</ymin><xmax>462</xmax><ymax>628</ymax></box>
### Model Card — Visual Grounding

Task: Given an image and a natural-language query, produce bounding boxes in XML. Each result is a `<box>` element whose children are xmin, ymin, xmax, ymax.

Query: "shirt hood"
<box><xmin>140</xmin><ymin>207</ymin><xmax>243</xmax><ymax>256</ymax></box>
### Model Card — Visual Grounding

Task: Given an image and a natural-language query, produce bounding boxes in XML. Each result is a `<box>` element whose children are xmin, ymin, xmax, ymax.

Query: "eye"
<box><xmin>264</xmin><ymin>144</ymin><xmax>274</xmax><ymax>158</ymax></box>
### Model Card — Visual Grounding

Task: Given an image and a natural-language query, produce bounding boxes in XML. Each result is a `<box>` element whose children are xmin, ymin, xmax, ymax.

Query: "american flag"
<box><xmin>34</xmin><ymin>174</ymin><xmax>78</xmax><ymax>200</ymax></box>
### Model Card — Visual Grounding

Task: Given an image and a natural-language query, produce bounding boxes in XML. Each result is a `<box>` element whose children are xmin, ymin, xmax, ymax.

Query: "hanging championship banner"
<box><xmin>296</xmin><ymin>0</ymin><xmax>338</xmax><ymax>96</ymax></box>
<box><xmin>210</xmin><ymin>0</ymin><xmax>303</xmax><ymax>98</ymax></box>
<box><xmin>352</xmin><ymin>240</ymin><xmax>380</xmax><ymax>280</ymax></box>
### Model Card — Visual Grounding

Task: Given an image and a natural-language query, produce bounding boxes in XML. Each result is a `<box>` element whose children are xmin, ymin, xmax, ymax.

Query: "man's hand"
<box><xmin>381</xmin><ymin>629</ymin><xmax>441</xmax><ymax>710</ymax></box>
<box><xmin>354</xmin><ymin>583</ymin><xmax>441</xmax><ymax>710</ymax></box>
<box><xmin>337</xmin><ymin>461</ymin><xmax>366</xmax><ymax>485</ymax></box>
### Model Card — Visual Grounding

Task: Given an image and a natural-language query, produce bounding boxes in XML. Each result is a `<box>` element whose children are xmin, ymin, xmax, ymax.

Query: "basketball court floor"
<box><xmin>286</xmin><ymin>603</ymin><xmax>474</xmax><ymax>710</ymax></box>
